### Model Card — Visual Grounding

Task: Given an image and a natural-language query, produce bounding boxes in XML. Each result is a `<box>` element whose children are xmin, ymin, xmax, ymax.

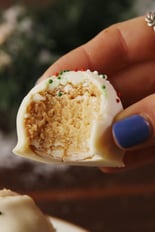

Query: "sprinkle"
<box><xmin>57</xmin><ymin>76</ymin><xmax>61</xmax><ymax>79</ymax></box>
<box><xmin>0</xmin><ymin>211</ymin><xmax>3</xmax><ymax>215</ymax></box>
<box><xmin>102</xmin><ymin>85</ymin><xmax>106</xmax><ymax>89</ymax></box>
<box><xmin>117</xmin><ymin>91</ymin><xmax>121</xmax><ymax>97</ymax></box>
<box><xmin>102</xmin><ymin>85</ymin><xmax>107</xmax><ymax>96</ymax></box>
<box><xmin>103</xmin><ymin>74</ymin><xmax>108</xmax><ymax>80</ymax></box>
<box><xmin>58</xmin><ymin>91</ymin><xmax>63</xmax><ymax>97</ymax></box>
<box><xmin>93</xmin><ymin>71</ymin><xmax>98</xmax><ymax>75</ymax></box>
<box><xmin>48</xmin><ymin>79</ymin><xmax>53</xmax><ymax>84</ymax></box>
<box><xmin>59</xmin><ymin>70</ymin><xmax>69</xmax><ymax>76</ymax></box>
<box><xmin>59</xmin><ymin>71</ymin><xmax>64</xmax><ymax>75</ymax></box>
<box><xmin>55</xmin><ymin>72</ymin><xmax>59</xmax><ymax>76</ymax></box>
<box><xmin>116</xmin><ymin>98</ymin><xmax>120</xmax><ymax>103</ymax></box>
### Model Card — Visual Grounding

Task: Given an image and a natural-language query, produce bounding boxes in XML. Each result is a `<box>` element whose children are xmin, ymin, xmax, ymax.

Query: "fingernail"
<box><xmin>112</xmin><ymin>115</ymin><xmax>151</xmax><ymax>148</ymax></box>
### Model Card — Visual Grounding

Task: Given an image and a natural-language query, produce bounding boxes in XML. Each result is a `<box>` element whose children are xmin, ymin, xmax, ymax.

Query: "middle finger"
<box><xmin>110</xmin><ymin>59</ymin><xmax>155</xmax><ymax>107</ymax></box>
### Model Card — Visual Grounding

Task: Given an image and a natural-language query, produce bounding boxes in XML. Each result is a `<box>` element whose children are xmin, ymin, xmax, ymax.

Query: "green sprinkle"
<box><xmin>58</xmin><ymin>91</ymin><xmax>63</xmax><ymax>97</ymax></box>
<box><xmin>59</xmin><ymin>70</ymin><xmax>64</xmax><ymax>75</ymax></box>
<box><xmin>102</xmin><ymin>85</ymin><xmax>107</xmax><ymax>96</ymax></box>
<box><xmin>57</xmin><ymin>70</ymin><xmax>70</xmax><ymax>80</ymax></box>
<box><xmin>48</xmin><ymin>79</ymin><xmax>53</xmax><ymax>84</ymax></box>
<box><xmin>102</xmin><ymin>85</ymin><xmax>106</xmax><ymax>89</ymax></box>
<box><xmin>102</xmin><ymin>74</ymin><xmax>107</xmax><ymax>79</ymax></box>
<box><xmin>59</xmin><ymin>70</ymin><xmax>69</xmax><ymax>75</ymax></box>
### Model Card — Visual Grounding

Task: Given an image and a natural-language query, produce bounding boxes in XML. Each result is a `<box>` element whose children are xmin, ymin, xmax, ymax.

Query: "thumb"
<box><xmin>112</xmin><ymin>94</ymin><xmax>155</xmax><ymax>150</ymax></box>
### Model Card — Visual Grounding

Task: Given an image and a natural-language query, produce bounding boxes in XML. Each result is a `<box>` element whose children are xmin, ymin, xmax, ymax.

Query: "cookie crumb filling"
<box><xmin>25</xmin><ymin>81</ymin><xmax>101</xmax><ymax>160</ymax></box>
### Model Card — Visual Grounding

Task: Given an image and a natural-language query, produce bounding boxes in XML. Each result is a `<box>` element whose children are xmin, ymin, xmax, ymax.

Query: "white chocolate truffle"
<box><xmin>13</xmin><ymin>70</ymin><xmax>124</xmax><ymax>167</ymax></box>
<box><xmin>0</xmin><ymin>189</ymin><xmax>55</xmax><ymax>232</ymax></box>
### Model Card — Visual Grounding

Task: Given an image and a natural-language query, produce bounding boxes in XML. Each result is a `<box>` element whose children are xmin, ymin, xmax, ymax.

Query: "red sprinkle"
<box><xmin>117</xmin><ymin>91</ymin><xmax>121</xmax><ymax>97</ymax></box>
<box><xmin>55</xmin><ymin>72</ymin><xmax>59</xmax><ymax>76</ymax></box>
<box><xmin>116</xmin><ymin>98</ymin><xmax>120</xmax><ymax>103</ymax></box>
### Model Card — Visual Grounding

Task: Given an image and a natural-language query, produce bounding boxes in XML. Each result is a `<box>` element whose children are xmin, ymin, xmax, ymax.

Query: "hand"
<box><xmin>39</xmin><ymin>16</ymin><xmax>155</xmax><ymax>171</ymax></box>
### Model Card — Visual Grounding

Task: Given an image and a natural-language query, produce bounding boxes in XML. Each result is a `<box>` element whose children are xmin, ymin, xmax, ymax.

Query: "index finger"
<box><xmin>41</xmin><ymin>16</ymin><xmax>155</xmax><ymax>79</ymax></box>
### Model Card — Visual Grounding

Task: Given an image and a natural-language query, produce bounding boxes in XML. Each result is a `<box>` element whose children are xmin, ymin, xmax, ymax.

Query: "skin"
<box><xmin>39</xmin><ymin>16</ymin><xmax>155</xmax><ymax>172</ymax></box>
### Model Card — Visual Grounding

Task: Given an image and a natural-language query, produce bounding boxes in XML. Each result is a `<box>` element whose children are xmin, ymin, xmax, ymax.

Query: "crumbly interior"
<box><xmin>25</xmin><ymin>81</ymin><xmax>101</xmax><ymax>160</ymax></box>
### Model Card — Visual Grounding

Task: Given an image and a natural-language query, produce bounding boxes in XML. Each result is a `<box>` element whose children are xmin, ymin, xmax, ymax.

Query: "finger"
<box><xmin>101</xmin><ymin>146</ymin><xmax>155</xmax><ymax>173</ymax></box>
<box><xmin>110</xmin><ymin>59</ymin><xmax>155</xmax><ymax>107</ymax></box>
<box><xmin>112</xmin><ymin>94</ymin><xmax>155</xmax><ymax>150</ymax></box>
<box><xmin>40</xmin><ymin>16</ymin><xmax>155</xmax><ymax>81</ymax></box>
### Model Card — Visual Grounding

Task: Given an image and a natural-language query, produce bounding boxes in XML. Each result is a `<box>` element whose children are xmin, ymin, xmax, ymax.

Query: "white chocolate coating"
<box><xmin>0</xmin><ymin>189</ymin><xmax>55</xmax><ymax>232</ymax></box>
<box><xmin>13</xmin><ymin>70</ymin><xmax>124</xmax><ymax>167</ymax></box>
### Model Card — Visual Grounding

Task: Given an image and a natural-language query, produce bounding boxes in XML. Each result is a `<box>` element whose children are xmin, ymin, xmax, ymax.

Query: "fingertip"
<box><xmin>112</xmin><ymin>114</ymin><xmax>151</xmax><ymax>149</ymax></box>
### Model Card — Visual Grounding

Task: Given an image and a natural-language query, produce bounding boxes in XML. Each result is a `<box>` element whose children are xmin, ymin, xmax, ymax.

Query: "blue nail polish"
<box><xmin>112</xmin><ymin>115</ymin><xmax>151</xmax><ymax>148</ymax></box>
